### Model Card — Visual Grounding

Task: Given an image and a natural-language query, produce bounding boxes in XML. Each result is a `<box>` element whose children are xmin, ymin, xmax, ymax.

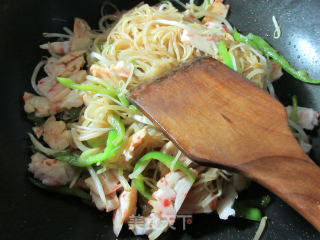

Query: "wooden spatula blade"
<box><xmin>129</xmin><ymin>57</ymin><xmax>306</xmax><ymax>167</ymax></box>
<box><xmin>128</xmin><ymin>57</ymin><xmax>320</xmax><ymax>231</ymax></box>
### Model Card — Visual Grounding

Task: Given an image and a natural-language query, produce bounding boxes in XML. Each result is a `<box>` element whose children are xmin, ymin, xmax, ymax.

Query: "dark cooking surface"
<box><xmin>0</xmin><ymin>0</ymin><xmax>319</xmax><ymax>239</ymax></box>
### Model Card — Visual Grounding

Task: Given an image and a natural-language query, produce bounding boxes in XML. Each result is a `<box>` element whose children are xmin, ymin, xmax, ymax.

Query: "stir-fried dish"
<box><xmin>24</xmin><ymin>1</ymin><xmax>319</xmax><ymax>239</ymax></box>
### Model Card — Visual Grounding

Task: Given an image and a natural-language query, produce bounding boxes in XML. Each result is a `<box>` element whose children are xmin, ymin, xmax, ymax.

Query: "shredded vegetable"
<box><xmin>29</xmin><ymin>176</ymin><xmax>91</xmax><ymax>201</ymax></box>
<box><xmin>132</xmin><ymin>151</ymin><xmax>195</xmax><ymax>200</ymax></box>
<box><xmin>218</xmin><ymin>41</ymin><xmax>235</xmax><ymax>70</ymax></box>
<box><xmin>233</xmin><ymin>29</ymin><xmax>320</xmax><ymax>84</ymax></box>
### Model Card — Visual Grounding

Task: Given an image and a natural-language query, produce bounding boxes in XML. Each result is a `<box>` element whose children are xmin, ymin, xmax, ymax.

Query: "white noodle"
<box><xmin>28</xmin><ymin>133</ymin><xmax>57</xmax><ymax>156</ymax></box>
<box><xmin>30</xmin><ymin>60</ymin><xmax>46</xmax><ymax>96</ymax></box>
<box><xmin>91</xmin><ymin>52</ymin><xmax>112</xmax><ymax>65</ymax></box>
<box><xmin>170</xmin><ymin>150</ymin><xmax>182</xmax><ymax>171</ymax></box>
<box><xmin>88</xmin><ymin>166</ymin><xmax>107</xmax><ymax>208</ymax></box>
<box><xmin>42</xmin><ymin>33</ymin><xmax>72</xmax><ymax>39</ymax></box>
<box><xmin>267</xmin><ymin>82</ymin><xmax>276</xmax><ymax>98</ymax></box>
<box><xmin>63</xmin><ymin>26</ymin><xmax>73</xmax><ymax>36</ymax></box>
<box><xmin>253</xmin><ymin>216</ymin><xmax>268</xmax><ymax>240</ymax></box>
<box><xmin>272</xmin><ymin>16</ymin><xmax>281</xmax><ymax>39</ymax></box>
<box><xmin>71</xmin><ymin>128</ymin><xmax>90</xmax><ymax>151</ymax></box>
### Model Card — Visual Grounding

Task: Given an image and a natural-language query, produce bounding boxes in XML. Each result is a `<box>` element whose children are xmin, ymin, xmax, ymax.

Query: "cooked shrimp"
<box><xmin>113</xmin><ymin>183</ymin><xmax>138</xmax><ymax>236</ymax></box>
<box><xmin>85</xmin><ymin>171</ymin><xmax>121</xmax><ymax>211</ymax></box>
<box><xmin>216</xmin><ymin>183</ymin><xmax>238</xmax><ymax>220</ymax></box>
<box><xmin>270</xmin><ymin>62</ymin><xmax>283</xmax><ymax>82</ymax></box>
<box><xmin>71</xmin><ymin>18</ymin><xmax>92</xmax><ymax>52</ymax></box>
<box><xmin>60</xmin><ymin>90</ymin><xmax>83</xmax><ymax>109</ymax></box>
<box><xmin>38</xmin><ymin>77</ymin><xmax>71</xmax><ymax>103</ymax></box>
<box><xmin>122</xmin><ymin>128</ymin><xmax>165</xmax><ymax>163</ymax></box>
<box><xmin>181</xmin><ymin>29</ymin><xmax>217</xmax><ymax>56</ymax></box>
<box><xmin>286</xmin><ymin>106</ymin><xmax>319</xmax><ymax>130</ymax></box>
<box><xmin>23</xmin><ymin>92</ymin><xmax>51</xmax><ymax>117</ymax></box>
<box><xmin>206</xmin><ymin>0</ymin><xmax>229</xmax><ymax>19</ymax></box>
<box><xmin>43</xmin><ymin>116</ymin><xmax>73</xmax><ymax>150</ymax></box>
<box><xmin>40</xmin><ymin>41</ymin><xmax>71</xmax><ymax>56</ymax></box>
<box><xmin>149</xmin><ymin>170</ymin><xmax>197</xmax><ymax>225</ymax></box>
<box><xmin>28</xmin><ymin>152</ymin><xmax>78</xmax><ymax>186</ymax></box>
<box><xmin>32</xmin><ymin>126</ymin><xmax>43</xmax><ymax>138</ymax></box>
<box><xmin>69</xmin><ymin>69</ymin><xmax>87</xmax><ymax>83</ymax></box>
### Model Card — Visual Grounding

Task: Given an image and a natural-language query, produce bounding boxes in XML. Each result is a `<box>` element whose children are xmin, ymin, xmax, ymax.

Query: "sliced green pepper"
<box><xmin>132</xmin><ymin>151</ymin><xmax>195</xmax><ymax>200</ymax></box>
<box><xmin>28</xmin><ymin>176</ymin><xmax>91</xmax><ymax>201</ymax></box>
<box><xmin>233</xmin><ymin>29</ymin><xmax>320</xmax><ymax>84</ymax></box>
<box><xmin>117</xmin><ymin>94</ymin><xmax>130</xmax><ymax>107</ymax></box>
<box><xmin>218</xmin><ymin>41</ymin><xmax>235</xmax><ymax>70</ymax></box>
<box><xmin>235</xmin><ymin>206</ymin><xmax>262</xmax><ymax>221</ymax></box>
<box><xmin>54</xmin><ymin>130</ymin><xmax>120</xmax><ymax>167</ymax></box>
<box><xmin>233</xmin><ymin>28</ymin><xmax>257</xmax><ymax>49</ymax></box>
<box><xmin>86</xmin><ymin>135</ymin><xmax>108</xmax><ymax>148</ymax></box>
<box><xmin>290</xmin><ymin>95</ymin><xmax>298</xmax><ymax>123</ymax></box>
<box><xmin>57</xmin><ymin>77</ymin><xmax>117</xmax><ymax>97</ymax></box>
<box><xmin>27</xmin><ymin>113</ymin><xmax>45</xmax><ymax>126</ymax></box>
<box><xmin>107</xmin><ymin>113</ymin><xmax>125</xmax><ymax>146</ymax></box>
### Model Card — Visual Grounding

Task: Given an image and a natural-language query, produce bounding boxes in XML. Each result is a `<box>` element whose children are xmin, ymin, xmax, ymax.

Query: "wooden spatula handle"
<box><xmin>239</xmin><ymin>155</ymin><xmax>320</xmax><ymax>231</ymax></box>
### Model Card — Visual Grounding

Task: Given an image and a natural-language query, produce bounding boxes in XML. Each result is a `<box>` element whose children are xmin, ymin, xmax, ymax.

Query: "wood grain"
<box><xmin>128</xmin><ymin>57</ymin><xmax>320</xmax><ymax>231</ymax></box>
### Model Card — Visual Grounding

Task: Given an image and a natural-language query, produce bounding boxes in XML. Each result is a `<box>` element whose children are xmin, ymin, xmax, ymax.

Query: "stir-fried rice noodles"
<box><xmin>23</xmin><ymin>1</ymin><xmax>318</xmax><ymax>239</ymax></box>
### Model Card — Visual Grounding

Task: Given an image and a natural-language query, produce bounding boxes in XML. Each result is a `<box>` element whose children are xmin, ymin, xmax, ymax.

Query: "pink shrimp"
<box><xmin>71</xmin><ymin>18</ymin><xmax>92</xmax><ymax>52</ymax></box>
<box><xmin>28</xmin><ymin>152</ymin><xmax>78</xmax><ymax>186</ymax></box>
<box><xmin>42</xmin><ymin>116</ymin><xmax>73</xmax><ymax>151</ymax></box>
<box><xmin>40</xmin><ymin>41</ymin><xmax>71</xmax><ymax>56</ymax></box>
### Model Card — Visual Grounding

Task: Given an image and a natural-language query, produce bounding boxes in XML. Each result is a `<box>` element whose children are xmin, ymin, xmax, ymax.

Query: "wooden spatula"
<box><xmin>128</xmin><ymin>57</ymin><xmax>320</xmax><ymax>231</ymax></box>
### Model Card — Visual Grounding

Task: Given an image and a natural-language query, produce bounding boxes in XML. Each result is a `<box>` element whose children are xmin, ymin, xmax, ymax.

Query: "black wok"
<box><xmin>0</xmin><ymin>0</ymin><xmax>319</xmax><ymax>239</ymax></box>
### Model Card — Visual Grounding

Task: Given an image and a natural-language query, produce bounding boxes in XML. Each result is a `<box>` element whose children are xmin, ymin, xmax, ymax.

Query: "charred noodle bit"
<box><xmin>54</xmin><ymin>130</ymin><xmax>120</xmax><ymax>167</ymax></box>
<box><xmin>29</xmin><ymin>176</ymin><xmax>91</xmax><ymax>201</ymax></box>
<box><xmin>132</xmin><ymin>151</ymin><xmax>195</xmax><ymax>200</ymax></box>
<box><xmin>233</xmin><ymin>29</ymin><xmax>320</xmax><ymax>84</ymax></box>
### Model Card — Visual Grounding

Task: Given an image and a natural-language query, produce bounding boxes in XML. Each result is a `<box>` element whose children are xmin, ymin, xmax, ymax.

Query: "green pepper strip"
<box><xmin>86</xmin><ymin>135</ymin><xmax>108</xmax><ymax>148</ymax></box>
<box><xmin>218</xmin><ymin>41</ymin><xmax>235</xmax><ymax>70</ymax></box>
<box><xmin>133</xmin><ymin>151</ymin><xmax>195</xmax><ymax>200</ymax></box>
<box><xmin>57</xmin><ymin>77</ymin><xmax>117</xmax><ymax>97</ymax></box>
<box><xmin>28</xmin><ymin>176</ymin><xmax>91</xmax><ymax>201</ymax></box>
<box><xmin>233</xmin><ymin>28</ymin><xmax>258</xmax><ymax>49</ymax></box>
<box><xmin>107</xmin><ymin>113</ymin><xmax>125</xmax><ymax>146</ymax></box>
<box><xmin>117</xmin><ymin>94</ymin><xmax>130</xmax><ymax>107</ymax></box>
<box><xmin>290</xmin><ymin>95</ymin><xmax>298</xmax><ymax>123</ymax></box>
<box><xmin>235</xmin><ymin>206</ymin><xmax>262</xmax><ymax>221</ymax></box>
<box><xmin>54</xmin><ymin>130</ymin><xmax>120</xmax><ymax>167</ymax></box>
<box><xmin>233</xmin><ymin>29</ymin><xmax>320</xmax><ymax>84</ymax></box>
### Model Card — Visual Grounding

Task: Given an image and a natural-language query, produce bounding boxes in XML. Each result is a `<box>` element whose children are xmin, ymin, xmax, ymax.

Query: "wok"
<box><xmin>0</xmin><ymin>0</ymin><xmax>319</xmax><ymax>239</ymax></box>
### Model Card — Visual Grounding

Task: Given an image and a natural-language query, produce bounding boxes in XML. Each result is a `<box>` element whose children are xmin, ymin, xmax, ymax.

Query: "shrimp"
<box><xmin>59</xmin><ymin>90</ymin><xmax>83</xmax><ymax>109</ymax></box>
<box><xmin>38</xmin><ymin>77</ymin><xmax>71</xmax><ymax>103</ymax></box>
<box><xmin>43</xmin><ymin>116</ymin><xmax>73</xmax><ymax>151</ymax></box>
<box><xmin>23</xmin><ymin>92</ymin><xmax>51</xmax><ymax>117</ymax></box>
<box><xmin>28</xmin><ymin>152</ymin><xmax>79</xmax><ymax>186</ymax></box>
<box><xmin>44</xmin><ymin>51</ymin><xmax>86</xmax><ymax>78</ymax></box>
<box><xmin>32</xmin><ymin>126</ymin><xmax>43</xmax><ymax>138</ymax></box>
<box><xmin>216</xmin><ymin>183</ymin><xmax>238</xmax><ymax>220</ymax></box>
<box><xmin>131</xmin><ymin>170</ymin><xmax>197</xmax><ymax>238</ymax></box>
<box><xmin>205</xmin><ymin>0</ymin><xmax>229</xmax><ymax>19</ymax></box>
<box><xmin>71</xmin><ymin>18</ymin><xmax>92</xmax><ymax>52</ymax></box>
<box><xmin>85</xmin><ymin>170</ymin><xmax>121</xmax><ymax>212</ymax></box>
<box><xmin>69</xmin><ymin>69</ymin><xmax>87</xmax><ymax>83</ymax></box>
<box><xmin>270</xmin><ymin>61</ymin><xmax>283</xmax><ymax>82</ymax></box>
<box><xmin>122</xmin><ymin>128</ymin><xmax>165</xmax><ymax>163</ymax></box>
<box><xmin>40</xmin><ymin>41</ymin><xmax>71</xmax><ymax>56</ymax></box>
<box><xmin>181</xmin><ymin>29</ymin><xmax>217</xmax><ymax>56</ymax></box>
<box><xmin>286</xmin><ymin>106</ymin><xmax>319</xmax><ymax>130</ymax></box>
<box><xmin>113</xmin><ymin>183</ymin><xmax>138</xmax><ymax>236</ymax></box>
